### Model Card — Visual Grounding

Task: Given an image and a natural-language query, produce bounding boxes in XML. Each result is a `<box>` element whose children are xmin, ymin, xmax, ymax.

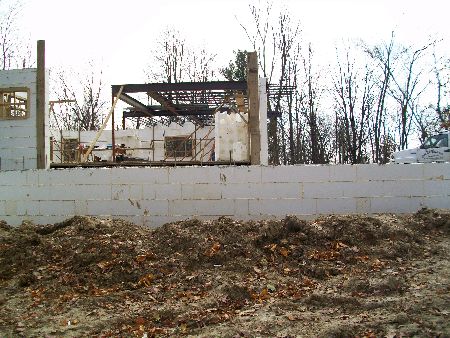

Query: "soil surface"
<box><xmin>0</xmin><ymin>208</ymin><xmax>449</xmax><ymax>337</ymax></box>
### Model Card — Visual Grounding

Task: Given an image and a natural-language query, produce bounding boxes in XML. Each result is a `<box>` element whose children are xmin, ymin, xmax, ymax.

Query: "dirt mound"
<box><xmin>0</xmin><ymin>209</ymin><xmax>449</xmax><ymax>337</ymax></box>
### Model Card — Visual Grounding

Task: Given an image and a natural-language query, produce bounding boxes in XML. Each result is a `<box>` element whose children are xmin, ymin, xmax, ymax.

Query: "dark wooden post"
<box><xmin>247</xmin><ymin>52</ymin><xmax>261</xmax><ymax>165</ymax></box>
<box><xmin>36</xmin><ymin>40</ymin><xmax>46</xmax><ymax>169</ymax></box>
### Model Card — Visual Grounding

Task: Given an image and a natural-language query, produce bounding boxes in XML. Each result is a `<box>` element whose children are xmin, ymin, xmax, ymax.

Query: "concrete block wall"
<box><xmin>0</xmin><ymin>163</ymin><xmax>449</xmax><ymax>227</ymax></box>
<box><xmin>0</xmin><ymin>68</ymin><xmax>49</xmax><ymax>171</ymax></box>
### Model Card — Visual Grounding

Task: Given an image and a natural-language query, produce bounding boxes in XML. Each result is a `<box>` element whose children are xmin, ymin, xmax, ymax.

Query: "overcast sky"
<box><xmin>15</xmin><ymin>0</ymin><xmax>449</xmax><ymax>87</ymax></box>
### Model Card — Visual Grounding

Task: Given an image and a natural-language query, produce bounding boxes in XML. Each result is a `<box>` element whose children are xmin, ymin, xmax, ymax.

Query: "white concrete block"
<box><xmin>142</xmin><ymin>185</ymin><xmax>156</xmax><ymax>199</ymax></box>
<box><xmin>112</xmin><ymin>184</ymin><xmax>142</xmax><ymax>200</ymax></box>
<box><xmin>142</xmin><ymin>215</ymin><xmax>185</xmax><ymax>228</ymax></box>
<box><xmin>329</xmin><ymin>165</ymin><xmax>357</xmax><ymax>182</ymax></box>
<box><xmin>17</xmin><ymin>200</ymin><xmax>42</xmax><ymax>216</ymax></box>
<box><xmin>181</xmin><ymin>183</ymin><xmax>221</xmax><ymax>200</ymax></box>
<box><xmin>57</xmin><ymin>185</ymin><xmax>111</xmax><ymax>201</ymax></box>
<box><xmin>0</xmin><ymin>185</ymin><xmax>30</xmax><ymax>201</ymax></box>
<box><xmin>340</xmin><ymin>181</ymin><xmax>386</xmax><ymax>198</ymax></box>
<box><xmin>420</xmin><ymin>196</ymin><xmax>450</xmax><ymax>209</ymax></box>
<box><xmin>39</xmin><ymin>168</ymin><xmax>111</xmax><ymax>185</ymax></box>
<box><xmin>87</xmin><ymin>200</ymin><xmax>143</xmax><ymax>216</ymax></box>
<box><xmin>262</xmin><ymin>165</ymin><xmax>330</xmax><ymax>183</ymax></box>
<box><xmin>5</xmin><ymin>200</ymin><xmax>18</xmax><ymax>215</ymax></box>
<box><xmin>303</xmin><ymin>182</ymin><xmax>343</xmax><ymax>198</ymax></box>
<box><xmin>316</xmin><ymin>198</ymin><xmax>357</xmax><ymax>214</ymax></box>
<box><xmin>111</xmin><ymin>167</ymin><xmax>168</xmax><ymax>184</ymax></box>
<box><xmin>169</xmin><ymin>199</ymin><xmax>234</xmax><ymax>216</ymax></box>
<box><xmin>0</xmin><ymin>126</ymin><xmax>37</xmax><ymax>138</ymax></box>
<box><xmin>30</xmin><ymin>215</ymin><xmax>68</xmax><ymax>225</ymax></box>
<box><xmin>248</xmin><ymin>198</ymin><xmax>316</xmax><ymax>216</ymax></box>
<box><xmin>234</xmin><ymin>199</ymin><xmax>249</xmax><ymax>216</ymax></box>
<box><xmin>422</xmin><ymin>163</ymin><xmax>450</xmax><ymax>180</ymax></box>
<box><xmin>357</xmin><ymin>164</ymin><xmax>423</xmax><ymax>181</ymax></box>
<box><xmin>168</xmin><ymin>166</ymin><xmax>220</xmax><ymax>184</ymax></box>
<box><xmin>423</xmin><ymin>180</ymin><xmax>449</xmax><ymax>196</ymax></box>
<box><xmin>370</xmin><ymin>196</ymin><xmax>423</xmax><ymax>213</ymax></box>
<box><xmin>381</xmin><ymin>181</ymin><xmax>424</xmax><ymax>197</ymax></box>
<box><xmin>356</xmin><ymin>197</ymin><xmax>371</xmax><ymax>213</ymax></box>
<box><xmin>75</xmin><ymin>200</ymin><xmax>88</xmax><ymax>215</ymax></box>
<box><xmin>219</xmin><ymin>166</ymin><xmax>261</xmax><ymax>184</ymax></box>
<box><xmin>221</xmin><ymin>183</ymin><xmax>257</xmax><ymax>199</ymax></box>
<box><xmin>0</xmin><ymin>137</ymin><xmax>37</xmax><ymax>149</ymax></box>
<box><xmin>0</xmin><ymin>170</ymin><xmax>28</xmax><ymax>186</ymax></box>
<box><xmin>0</xmin><ymin>215</ymin><xmax>20</xmax><ymax>226</ymax></box>
<box><xmin>40</xmin><ymin>200</ymin><xmax>76</xmax><ymax>216</ymax></box>
<box><xmin>155</xmin><ymin>184</ymin><xmax>182</xmax><ymax>200</ymax></box>
<box><xmin>258</xmin><ymin>182</ymin><xmax>302</xmax><ymax>199</ymax></box>
<box><xmin>139</xmin><ymin>200</ymin><xmax>169</xmax><ymax>216</ymax></box>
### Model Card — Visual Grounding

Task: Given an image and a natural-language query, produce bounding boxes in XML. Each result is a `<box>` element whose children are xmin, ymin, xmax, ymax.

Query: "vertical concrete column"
<box><xmin>247</xmin><ymin>52</ymin><xmax>261</xmax><ymax>165</ymax></box>
<box><xmin>36</xmin><ymin>40</ymin><xmax>46</xmax><ymax>169</ymax></box>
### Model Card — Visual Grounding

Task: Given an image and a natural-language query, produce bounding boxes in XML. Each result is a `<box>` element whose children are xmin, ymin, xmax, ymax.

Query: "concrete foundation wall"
<box><xmin>0</xmin><ymin>164</ymin><xmax>449</xmax><ymax>226</ymax></box>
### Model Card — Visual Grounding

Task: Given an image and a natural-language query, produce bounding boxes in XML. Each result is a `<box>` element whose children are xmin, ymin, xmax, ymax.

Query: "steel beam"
<box><xmin>112</xmin><ymin>81</ymin><xmax>247</xmax><ymax>95</ymax></box>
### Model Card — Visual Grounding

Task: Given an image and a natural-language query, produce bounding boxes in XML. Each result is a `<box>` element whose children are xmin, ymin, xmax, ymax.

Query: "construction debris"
<box><xmin>0</xmin><ymin>209</ymin><xmax>449</xmax><ymax>337</ymax></box>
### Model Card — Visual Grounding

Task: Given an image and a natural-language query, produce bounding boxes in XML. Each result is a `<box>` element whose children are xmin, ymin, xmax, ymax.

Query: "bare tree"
<box><xmin>432</xmin><ymin>51</ymin><xmax>450</xmax><ymax>128</ymax></box>
<box><xmin>238</xmin><ymin>2</ymin><xmax>302</xmax><ymax>164</ymax></box>
<box><xmin>332</xmin><ymin>45</ymin><xmax>373</xmax><ymax>164</ymax></box>
<box><xmin>389</xmin><ymin>41</ymin><xmax>435</xmax><ymax>149</ymax></box>
<box><xmin>51</xmin><ymin>62</ymin><xmax>106</xmax><ymax>131</ymax></box>
<box><xmin>0</xmin><ymin>1</ymin><xmax>34</xmax><ymax>69</ymax></box>
<box><xmin>147</xmin><ymin>28</ymin><xmax>187</xmax><ymax>84</ymax></box>
<box><xmin>364</xmin><ymin>33</ymin><xmax>396</xmax><ymax>163</ymax></box>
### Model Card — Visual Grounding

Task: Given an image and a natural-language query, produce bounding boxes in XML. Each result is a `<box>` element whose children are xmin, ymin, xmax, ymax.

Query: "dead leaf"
<box><xmin>205</xmin><ymin>242</ymin><xmax>221</xmax><ymax>257</ymax></box>
<box><xmin>279</xmin><ymin>247</ymin><xmax>289</xmax><ymax>257</ymax></box>
<box><xmin>138</xmin><ymin>274</ymin><xmax>155</xmax><ymax>287</ymax></box>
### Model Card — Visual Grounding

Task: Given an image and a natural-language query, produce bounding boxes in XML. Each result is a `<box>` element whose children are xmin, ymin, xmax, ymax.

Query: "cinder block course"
<box><xmin>17</xmin><ymin>200</ymin><xmax>39</xmax><ymax>216</ymax></box>
<box><xmin>329</xmin><ymin>165</ymin><xmax>357</xmax><ymax>182</ymax></box>
<box><xmin>0</xmin><ymin>170</ymin><xmax>28</xmax><ymax>186</ymax></box>
<box><xmin>341</xmin><ymin>181</ymin><xmax>385</xmax><ymax>198</ymax></box>
<box><xmin>370</xmin><ymin>196</ymin><xmax>423</xmax><ymax>213</ymax></box>
<box><xmin>381</xmin><ymin>180</ymin><xmax>424</xmax><ymax>197</ymax></box>
<box><xmin>303</xmin><ymin>182</ymin><xmax>343</xmax><ymax>198</ymax></box>
<box><xmin>181</xmin><ymin>183</ymin><xmax>221</xmax><ymax>200</ymax></box>
<box><xmin>420</xmin><ymin>196</ymin><xmax>450</xmax><ymax>209</ymax></box>
<box><xmin>0</xmin><ymin>185</ymin><xmax>31</xmax><ymax>201</ymax></box>
<box><xmin>423</xmin><ymin>163</ymin><xmax>450</xmax><ymax>180</ymax></box>
<box><xmin>316</xmin><ymin>198</ymin><xmax>357</xmax><ymax>214</ymax></box>
<box><xmin>111</xmin><ymin>167</ymin><xmax>168</xmax><ymax>184</ymax></box>
<box><xmin>40</xmin><ymin>201</ymin><xmax>76</xmax><ymax>216</ymax></box>
<box><xmin>139</xmin><ymin>200</ymin><xmax>169</xmax><ymax>216</ymax></box>
<box><xmin>262</xmin><ymin>165</ymin><xmax>329</xmax><ymax>183</ymax></box>
<box><xmin>168</xmin><ymin>166</ymin><xmax>220</xmax><ymax>184</ymax></box>
<box><xmin>357</xmin><ymin>164</ymin><xmax>423</xmax><ymax>181</ymax></box>
<box><xmin>249</xmin><ymin>198</ymin><xmax>316</xmax><ymax>216</ymax></box>
<box><xmin>219</xmin><ymin>166</ymin><xmax>261</xmax><ymax>184</ymax></box>
<box><xmin>423</xmin><ymin>180</ymin><xmax>448</xmax><ymax>196</ymax></box>
<box><xmin>155</xmin><ymin>184</ymin><xmax>182</xmax><ymax>200</ymax></box>
<box><xmin>112</xmin><ymin>184</ymin><xmax>142</xmax><ymax>201</ymax></box>
<box><xmin>169</xmin><ymin>199</ymin><xmax>234</xmax><ymax>216</ymax></box>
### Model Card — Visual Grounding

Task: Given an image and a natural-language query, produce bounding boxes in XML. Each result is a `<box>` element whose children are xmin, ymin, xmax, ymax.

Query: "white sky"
<box><xmin>17</xmin><ymin>0</ymin><xmax>450</xmax><ymax>85</ymax></box>
<box><xmin>7</xmin><ymin>0</ymin><xmax>449</xmax><ymax>134</ymax></box>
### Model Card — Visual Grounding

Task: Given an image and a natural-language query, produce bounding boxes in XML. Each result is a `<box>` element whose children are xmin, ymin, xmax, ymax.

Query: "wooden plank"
<box><xmin>36</xmin><ymin>40</ymin><xmax>46</xmax><ymax>169</ymax></box>
<box><xmin>247</xmin><ymin>52</ymin><xmax>261</xmax><ymax>165</ymax></box>
<box><xmin>82</xmin><ymin>86</ymin><xmax>124</xmax><ymax>162</ymax></box>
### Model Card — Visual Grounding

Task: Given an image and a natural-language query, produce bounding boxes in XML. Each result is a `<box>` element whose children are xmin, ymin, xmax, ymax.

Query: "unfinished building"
<box><xmin>50</xmin><ymin>52</ymin><xmax>270</xmax><ymax>167</ymax></box>
<box><xmin>0</xmin><ymin>42</ymin><xmax>449</xmax><ymax>227</ymax></box>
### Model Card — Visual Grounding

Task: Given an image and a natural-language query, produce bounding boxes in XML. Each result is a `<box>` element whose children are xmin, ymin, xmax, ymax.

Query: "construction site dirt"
<box><xmin>0</xmin><ymin>209</ymin><xmax>449</xmax><ymax>337</ymax></box>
